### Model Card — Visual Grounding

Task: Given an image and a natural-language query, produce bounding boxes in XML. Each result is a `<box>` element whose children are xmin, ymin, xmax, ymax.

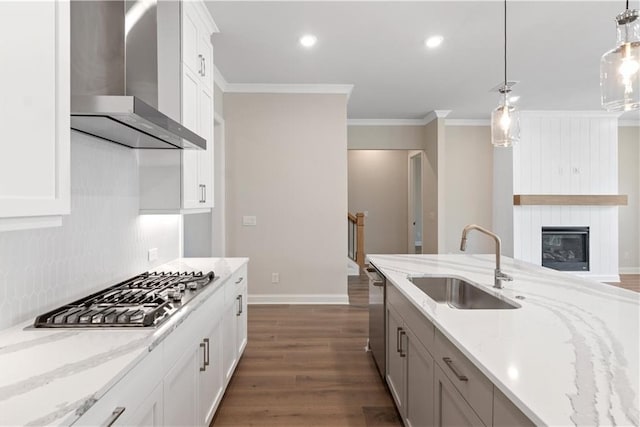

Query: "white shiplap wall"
<box><xmin>512</xmin><ymin>112</ymin><xmax>620</xmax><ymax>281</ymax></box>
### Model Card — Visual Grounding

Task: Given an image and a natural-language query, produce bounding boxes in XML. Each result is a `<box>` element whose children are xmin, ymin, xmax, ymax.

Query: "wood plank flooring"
<box><xmin>606</xmin><ymin>274</ymin><xmax>640</xmax><ymax>293</ymax></box>
<box><xmin>211</xmin><ymin>275</ymin><xmax>401</xmax><ymax>427</ymax></box>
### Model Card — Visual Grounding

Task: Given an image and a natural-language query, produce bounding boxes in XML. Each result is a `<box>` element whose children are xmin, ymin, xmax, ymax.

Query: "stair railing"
<box><xmin>348</xmin><ymin>212</ymin><xmax>366</xmax><ymax>271</ymax></box>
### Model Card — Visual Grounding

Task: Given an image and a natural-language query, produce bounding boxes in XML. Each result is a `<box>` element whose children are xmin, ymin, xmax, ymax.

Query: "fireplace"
<box><xmin>541</xmin><ymin>227</ymin><xmax>590</xmax><ymax>271</ymax></box>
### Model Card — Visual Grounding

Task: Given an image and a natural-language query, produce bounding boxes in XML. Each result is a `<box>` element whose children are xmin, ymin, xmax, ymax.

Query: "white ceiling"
<box><xmin>206</xmin><ymin>1</ymin><xmax>640</xmax><ymax>121</ymax></box>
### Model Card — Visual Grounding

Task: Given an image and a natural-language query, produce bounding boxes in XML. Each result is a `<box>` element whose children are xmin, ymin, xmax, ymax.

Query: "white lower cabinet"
<box><xmin>74</xmin><ymin>262</ymin><xmax>248</xmax><ymax>427</ymax></box>
<box><xmin>164</xmin><ymin>347</ymin><xmax>199</xmax><ymax>426</ymax></box>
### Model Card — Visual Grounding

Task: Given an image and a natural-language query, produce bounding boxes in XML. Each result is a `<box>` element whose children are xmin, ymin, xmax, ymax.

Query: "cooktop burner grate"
<box><xmin>34</xmin><ymin>271</ymin><xmax>215</xmax><ymax>328</ymax></box>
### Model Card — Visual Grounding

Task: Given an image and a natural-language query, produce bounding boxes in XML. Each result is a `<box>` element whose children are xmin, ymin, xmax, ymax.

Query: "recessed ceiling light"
<box><xmin>425</xmin><ymin>35</ymin><xmax>444</xmax><ymax>49</ymax></box>
<box><xmin>299</xmin><ymin>34</ymin><xmax>317</xmax><ymax>48</ymax></box>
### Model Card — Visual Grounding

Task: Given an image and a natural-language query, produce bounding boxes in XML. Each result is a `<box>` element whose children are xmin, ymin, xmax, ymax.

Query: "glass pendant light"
<box><xmin>491</xmin><ymin>0</ymin><xmax>520</xmax><ymax>147</ymax></box>
<box><xmin>601</xmin><ymin>1</ymin><xmax>640</xmax><ymax>112</ymax></box>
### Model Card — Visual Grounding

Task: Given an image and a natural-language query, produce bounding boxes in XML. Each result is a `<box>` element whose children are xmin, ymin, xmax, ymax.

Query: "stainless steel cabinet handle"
<box><xmin>443</xmin><ymin>357</ymin><xmax>468</xmax><ymax>381</ymax></box>
<box><xmin>396</xmin><ymin>327</ymin><xmax>402</xmax><ymax>353</ymax></box>
<box><xmin>202</xmin><ymin>184</ymin><xmax>206</xmax><ymax>203</ymax></box>
<box><xmin>204</xmin><ymin>338</ymin><xmax>210</xmax><ymax>367</ymax></box>
<box><xmin>399</xmin><ymin>330</ymin><xmax>406</xmax><ymax>358</ymax></box>
<box><xmin>235</xmin><ymin>276</ymin><xmax>243</xmax><ymax>284</ymax></box>
<box><xmin>239</xmin><ymin>294</ymin><xmax>243</xmax><ymax>314</ymax></box>
<box><xmin>199</xmin><ymin>341</ymin><xmax>206</xmax><ymax>371</ymax></box>
<box><xmin>202</xmin><ymin>57</ymin><xmax>206</xmax><ymax>76</ymax></box>
<box><xmin>198</xmin><ymin>54</ymin><xmax>203</xmax><ymax>75</ymax></box>
<box><xmin>103</xmin><ymin>407</ymin><xmax>125</xmax><ymax>427</ymax></box>
<box><xmin>236</xmin><ymin>295</ymin><xmax>242</xmax><ymax>316</ymax></box>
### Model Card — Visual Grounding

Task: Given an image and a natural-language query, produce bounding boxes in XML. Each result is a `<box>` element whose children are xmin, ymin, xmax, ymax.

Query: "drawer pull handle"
<box><xmin>443</xmin><ymin>357</ymin><xmax>468</xmax><ymax>381</ymax></box>
<box><xmin>104</xmin><ymin>407</ymin><xmax>125</xmax><ymax>426</ymax></box>
<box><xmin>396</xmin><ymin>327</ymin><xmax>402</xmax><ymax>353</ymax></box>
<box><xmin>199</xmin><ymin>342</ymin><xmax>206</xmax><ymax>371</ymax></box>
<box><xmin>235</xmin><ymin>277</ymin><xmax>243</xmax><ymax>284</ymax></box>
<box><xmin>399</xmin><ymin>330</ymin><xmax>406</xmax><ymax>358</ymax></box>
<box><xmin>204</xmin><ymin>338</ymin><xmax>210</xmax><ymax>367</ymax></box>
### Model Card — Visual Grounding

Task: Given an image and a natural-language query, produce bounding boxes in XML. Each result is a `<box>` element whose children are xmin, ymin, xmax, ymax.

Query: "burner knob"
<box><xmin>187</xmin><ymin>281</ymin><xmax>199</xmax><ymax>290</ymax></box>
<box><xmin>169</xmin><ymin>289</ymin><xmax>182</xmax><ymax>301</ymax></box>
<box><xmin>177</xmin><ymin>283</ymin><xmax>186</xmax><ymax>292</ymax></box>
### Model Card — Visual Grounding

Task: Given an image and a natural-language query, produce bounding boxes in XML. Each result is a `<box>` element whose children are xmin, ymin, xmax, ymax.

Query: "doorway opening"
<box><xmin>409</xmin><ymin>152</ymin><xmax>423</xmax><ymax>254</ymax></box>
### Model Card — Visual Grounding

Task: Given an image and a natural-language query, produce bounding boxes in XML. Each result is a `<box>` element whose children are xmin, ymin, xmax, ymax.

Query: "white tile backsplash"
<box><xmin>0</xmin><ymin>133</ymin><xmax>181</xmax><ymax>329</ymax></box>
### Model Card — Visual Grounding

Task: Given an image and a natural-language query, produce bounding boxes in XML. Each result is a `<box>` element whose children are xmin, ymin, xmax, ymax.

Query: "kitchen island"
<box><xmin>0</xmin><ymin>257</ymin><xmax>248</xmax><ymax>426</ymax></box>
<box><xmin>368</xmin><ymin>254</ymin><xmax>639</xmax><ymax>426</ymax></box>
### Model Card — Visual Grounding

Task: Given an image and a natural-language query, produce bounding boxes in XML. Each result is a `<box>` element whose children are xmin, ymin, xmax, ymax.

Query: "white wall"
<box><xmin>348</xmin><ymin>150</ymin><xmax>408</xmax><ymax>254</ymax></box>
<box><xmin>618</xmin><ymin>126</ymin><xmax>640</xmax><ymax>272</ymax></box>
<box><xmin>444</xmin><ymin>126</ymin><xmax>494</xmax><ymax>254</ymax></box>
<box><xmin>0</xmin><ymin>133</ymin><xmax>181</xmax><ymax>330</ymax></box>
<box><xmin>512</xmin><ymin>113</ymin><xmax>620</xmax><ymax>281</ymax></box>
<box><xmin>348</xmin><ymin>125</ymin><xmax>424</xmax><ymax>150</ymax></box>
<box><xmin>225</xmin><ymin>93</ymin><xmax>348</xmax><ymax>304</ymax></box>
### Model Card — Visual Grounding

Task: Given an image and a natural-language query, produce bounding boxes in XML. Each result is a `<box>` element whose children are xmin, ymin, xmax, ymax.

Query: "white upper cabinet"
<box><xmin>139</xmin><ymin>0</ymin><xmax>216</xmax><ymax>214</ymax></box>
<box><xmin>0</xmin><ymin>1</ymin><xmax>70</xmax><ymax>230</ymax></box>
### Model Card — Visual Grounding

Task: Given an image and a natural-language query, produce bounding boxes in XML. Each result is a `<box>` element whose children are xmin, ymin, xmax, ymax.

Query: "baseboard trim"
<box><xmin>619</xmin><ymin>267</ymin><xmax>640</xmax><ymax>274</ymax></box>
<box><xmin>248</xmin><ymin>294</ymin><xmax>350</xmax><ymax>305</ymax></box>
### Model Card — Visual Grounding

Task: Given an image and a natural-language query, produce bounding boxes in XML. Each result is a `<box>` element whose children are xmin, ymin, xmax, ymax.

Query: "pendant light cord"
<box><xmin>504</xmin><ymin>0</ymin><xmax>508</xmax><ymax>90</ymax></box>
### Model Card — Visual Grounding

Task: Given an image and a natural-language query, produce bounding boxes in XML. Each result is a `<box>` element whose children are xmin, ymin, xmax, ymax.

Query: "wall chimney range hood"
<box><xmin>70</xmin><ymin>1</ymin><xmax>206</xmax><ymax>150</ymax></box>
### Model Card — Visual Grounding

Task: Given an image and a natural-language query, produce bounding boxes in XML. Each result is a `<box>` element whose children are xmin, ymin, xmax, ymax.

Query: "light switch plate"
<box><xmin>242</xmin><ymin>216</ymin><xmax>257</xmax><ymax>226</ymax></box>
<box><xmin>148</xmin><ymin>248</ymin><xmax>158</xmax><ymax>262</ymax></box>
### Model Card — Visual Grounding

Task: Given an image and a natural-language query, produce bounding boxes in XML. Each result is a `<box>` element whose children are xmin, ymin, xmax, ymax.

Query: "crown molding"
<box><xmin>213</xmin><ymin>65</ymin><xmax>229</xmax><ymax>92</ymax></box>
<box><xmin>224</xmin><ymin>83</ymin><xmax>354</xmax><ymax>100</ymax></box>
<box><xmin>445</xmin><ymin>119</ymin><xmax>491</xmax><ymax>126</ymax></box>
<box><xmin>347</xmin><ymin>119</ymin><xmax>428</xmax><ymax>126</ymax></box>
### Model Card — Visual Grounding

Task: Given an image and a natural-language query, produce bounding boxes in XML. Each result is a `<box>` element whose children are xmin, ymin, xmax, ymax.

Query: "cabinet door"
<box><xmin>181</xmin><ymin>2</ymin><xmax>200</xmax><ymax>75</ymax></box>
<box><xmin>222</xmin><ymin>299</ymin><xmax>238</xmax><ymax>383</ymax></box>
<box><xmin>405</xmin><ymin>327</ymin><xmax>435</xmax><ymax>427</ymax></box>
<box><xmin>181</xmin><ymin>66</ymin><xmax>201</xmax><ymax>209</ymax></box>
<box><xmin>386</xmin><ymin>305</ymin><xmax>405</xmax><ymax>416</ymax></box>
<box><xmin>197</xmin><ymin>20</ymin><xmax>214</xmax><ymax>91</ymax></box>
<box><xmin>164</xmin><ymin>348</ymin><xmax>199</xmax><ymax>426</ymax></box>
<box><xmin>235</xmin><ymin>281</ymin><xmax>248</xmax><ymax>356</ymax></box>
<box><xmin>198</xmin><ymin>85</ymin><xmax>214</xmax><ymax>208</ymax></box>
<box><xmin>0</xmin><ymin>1</ymin><xmax>69</xmax><ymax>227</ymax></box>
<box><xmin>199</xmin><ymin>322</ymin><xmax>224</xmax><ymax>425</ymax></box>
<box><xmin>125</xmin><ymin>382</ymin><xmax>164</xmax><ymax>426</ymax></box>
<box><xmin>434</xmin><ymin>366</ymin><xmax>484</xmax><ymax>427</ymax></box>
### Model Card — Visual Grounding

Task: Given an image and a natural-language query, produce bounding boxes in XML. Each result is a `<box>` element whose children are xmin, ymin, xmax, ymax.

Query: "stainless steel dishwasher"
<box><xmin>365</xmin><ymin>265</ymin><xmax>386</xmax><ymax>379</ymax></box>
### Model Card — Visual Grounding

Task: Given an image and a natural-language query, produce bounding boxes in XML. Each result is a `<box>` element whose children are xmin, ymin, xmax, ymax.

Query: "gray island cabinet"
<box><xmin>369</xmin><ymin>254</ymin><xmax>639</xmax><ymax>427</ymax></box>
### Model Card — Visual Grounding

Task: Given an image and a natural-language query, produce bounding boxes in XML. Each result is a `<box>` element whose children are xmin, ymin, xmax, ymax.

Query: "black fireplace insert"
<box><xmin>541</xmin><ymin>226</ymin><xmax>590</xmax><ymax>271</ymax></box>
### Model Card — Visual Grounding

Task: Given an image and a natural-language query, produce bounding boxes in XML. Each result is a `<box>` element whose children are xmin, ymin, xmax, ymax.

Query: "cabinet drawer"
<box><xmin>434</xmin><ymin>330</ymin><xmax>493</xmax><ymax>426</ymax></box>
<box><xmin>387</xmin><ymin>284</ymin><xmax>434</xmax><ymax>353</ymax></box>
<box><xmin>225</xmin><ymin>265</ymin><xmax>247</xmax><ymax>305</ymax></box>
<box><xmin>75</xmin><ymin>345</ymin><xmax>163</xmax><ymax>426</ymax></box>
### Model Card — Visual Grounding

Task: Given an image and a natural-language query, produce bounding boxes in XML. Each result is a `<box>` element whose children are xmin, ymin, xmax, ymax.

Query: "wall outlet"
<box><xmin>271</xmin><ymin>273</ymin><xmax>280</xmax><ymax>284</ymax></box>
<box><xmin>148</xmin><ymin>248</ymin><xmax>158</xmax><ymax>262</ymax></box>
<box><xmin>242</xmin><ymin>216</ymin><xmax>257</xmax><ymax>226</ymax></box>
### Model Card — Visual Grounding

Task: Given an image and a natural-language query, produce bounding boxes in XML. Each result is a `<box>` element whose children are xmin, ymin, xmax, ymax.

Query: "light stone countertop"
<box><xmin>0</xmin><ymin>257</ymin><xmax>248</xmax><ymax>427</ymax></box>
<box><xmin>367</xmin><ymin>254</ymin><xmax>640</xmax><ymax>427</ymax></box>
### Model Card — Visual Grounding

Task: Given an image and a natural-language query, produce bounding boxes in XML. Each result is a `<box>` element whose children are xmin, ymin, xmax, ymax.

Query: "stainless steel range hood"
<box><xmin>70</xmin><ymin>1</ymin><xmax>205</xmax><ymax>150</ymax></box>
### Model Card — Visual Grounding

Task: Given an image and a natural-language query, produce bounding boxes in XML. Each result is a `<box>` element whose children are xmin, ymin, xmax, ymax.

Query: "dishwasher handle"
<box><xmin>364</xmin><ymin>266</ymin><xmax>385</xmax><ymax>287</ymax></box>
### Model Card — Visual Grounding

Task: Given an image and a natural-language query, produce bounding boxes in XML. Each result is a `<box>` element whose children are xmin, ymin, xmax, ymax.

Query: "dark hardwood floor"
<box><xmin>211</xmin><ymin>274</ymin><xmax>401</xmax><ymax>426</ymax></box>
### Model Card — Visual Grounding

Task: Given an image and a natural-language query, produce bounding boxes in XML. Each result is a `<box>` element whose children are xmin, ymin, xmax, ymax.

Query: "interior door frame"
<box><xmin>408</xmin><ymin>151</ymin><xmax>423</xmax><ymax>254</ymax></box>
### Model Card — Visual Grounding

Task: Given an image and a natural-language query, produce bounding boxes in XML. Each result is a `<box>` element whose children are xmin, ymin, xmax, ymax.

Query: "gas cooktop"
<box><xmin>34</xmin><ymin>270</ymin><xmax>216</xmax><ymax>328</ymax></box>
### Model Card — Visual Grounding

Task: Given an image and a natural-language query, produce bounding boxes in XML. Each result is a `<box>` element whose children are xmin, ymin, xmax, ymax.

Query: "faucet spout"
<box><xmin>459</xmin><ymin>224</ymin><xmax>512</xmax><ymax>289</ymax></box>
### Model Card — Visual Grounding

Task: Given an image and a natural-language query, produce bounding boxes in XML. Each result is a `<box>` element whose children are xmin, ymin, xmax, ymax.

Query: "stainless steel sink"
<box><xmin>408</xmin><ymin>277</ymin><xmax>520</xmax><ymax>309</ymax></box>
